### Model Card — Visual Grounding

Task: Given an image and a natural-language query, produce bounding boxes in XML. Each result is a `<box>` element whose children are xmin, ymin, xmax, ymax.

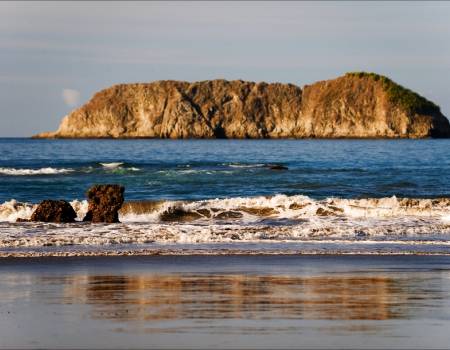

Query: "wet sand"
<box><xmin>1</xmin><ymin>255</ymin><xmax>450</xmax><ymax>349</ymax></box>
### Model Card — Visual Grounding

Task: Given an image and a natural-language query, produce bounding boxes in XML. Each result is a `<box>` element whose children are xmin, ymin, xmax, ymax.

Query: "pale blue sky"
<box><xmin>1</xmin><ymin>1</ymin><xmax>450</xmax><ymax>136</ymax></box>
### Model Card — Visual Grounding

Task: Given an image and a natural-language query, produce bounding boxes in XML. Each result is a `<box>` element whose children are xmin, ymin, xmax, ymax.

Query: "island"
<box><xmin>34</xmin><ymin>72</ymin><xmax>450</xmax><ymax>139</ymax></box>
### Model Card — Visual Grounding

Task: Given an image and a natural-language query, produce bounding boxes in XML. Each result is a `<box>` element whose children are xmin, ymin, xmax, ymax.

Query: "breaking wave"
<box><xmin>226</xmin><ymin>163</ymin><xmax>266</xmax><ymax>168</ymax></box>
<box><xmin>118</xmin><ymin>195</ymin><xmax>450</xmax><ymax>223</ymax></box>
<box><xmin>0</xmin><ymin>167</ymin><xmax>74</xmax><ymax>176</ymax></box>
<box><xmin>100</xmin><ymin>162</ymin><xmax>123</xmax><ymax>168</ymax></box>
<box><xmin>0</xmin><ymin>200</ymin><xmax>37</xmax><ymax>222</ymax></box>
<box><xmin>99</xmin><ymin>162</ymin><xmax>140</xmax><ymax>172</ymax></box>
<box><xmin>2</xmin><ymin>194</ymin><xmax>450</xmax><ymax>224</ymax></box>
<box><xmin>2</xmin><ymin>194</ymin><xmax>450</xmax><ymax>251</ymax></box>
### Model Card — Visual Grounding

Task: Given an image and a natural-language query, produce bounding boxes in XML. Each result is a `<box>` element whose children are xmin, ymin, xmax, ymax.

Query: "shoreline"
<box><xmin>2</xmin><ymin>251</ymin><xmax>450</xmax><ymax>265</ymax></box>
<box><xmin>3</xmin><ymin>250</ymin><xmax>450</xmax><ymax>259</ymax></box>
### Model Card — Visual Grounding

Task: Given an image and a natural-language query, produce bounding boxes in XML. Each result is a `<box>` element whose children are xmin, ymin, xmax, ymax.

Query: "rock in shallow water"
<box><xmin>83</xmin><ymin>184</ymin><xmax>125</xmax><ymax>223</ymax></box>
<box><xmin>29</xmin><ymin>200</ymin><xmax>77</xmax><ymax>223</ymax></box>
<box><xmin>266</xmin><ymin>164</ymin><xmax>288</xmax><ymax>170</ymax></box>
<box><xmin>215</xmin><ymin>211</ymin><xmax>244</xmax><ymax>219</ymax></box>
<box><xmin>159</xmin><ymin>207</ymin><xmax>202</xmax><ymax>222</ymax></box>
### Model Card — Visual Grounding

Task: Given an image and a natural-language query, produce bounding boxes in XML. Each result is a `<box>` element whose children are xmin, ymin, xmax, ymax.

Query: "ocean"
<box><xmin>1</xmin><ymin>138</ymin><xmax>450</xmax><ymax>256</ymax></box>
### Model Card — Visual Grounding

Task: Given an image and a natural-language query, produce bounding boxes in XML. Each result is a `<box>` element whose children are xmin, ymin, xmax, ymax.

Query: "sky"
<box><xmin>1</xmin><ymin>1</ymin><xmax>450</xmax><ymax>137</ymax></box>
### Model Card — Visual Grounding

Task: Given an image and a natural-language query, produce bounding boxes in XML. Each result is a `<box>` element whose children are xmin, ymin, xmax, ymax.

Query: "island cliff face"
<box><xmin>35</xmin><ymin>73</ymin><xmax>450</xmax><ymax>139</ymax></box>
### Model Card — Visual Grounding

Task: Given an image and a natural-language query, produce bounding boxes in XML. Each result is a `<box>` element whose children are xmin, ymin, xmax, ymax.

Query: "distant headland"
<box><xmin>34</xmin><ymin>72</ymin><xmax>450</xmax><ymax>139</ymax></box>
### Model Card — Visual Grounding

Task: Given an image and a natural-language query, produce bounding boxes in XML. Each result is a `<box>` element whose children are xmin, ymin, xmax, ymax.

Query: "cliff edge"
<box><xmin>34</xmin><ymin>72</ymin><xmax>450</xmax><ymax>139</ymax></box>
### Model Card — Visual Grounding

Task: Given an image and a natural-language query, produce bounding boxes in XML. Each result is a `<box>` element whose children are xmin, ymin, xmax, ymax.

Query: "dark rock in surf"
<box><xmin>216</xmin><ymin>211</ymin><xmax>243</xmax><ymax>219</ymax></box>
<box><xmin>30</xmin><ymin>200</ymin><xmax>77</xmax><ymax>223</ymax></box>
<box><xmin>83</xmin><ymin>184</ymin><xmax>125</xmax><ymax>223</ymax></box>
<box><xmin>289</xmin><ymin>203</ymin><xmax>306</xmax><ymax>210</ymax></box>
<box><xmin>239</xmin><ymin>206</ymin><xmax>278</xmax><ymax>216</ymax></box>
<box><xmin>316</xmin><ymin>208</ymin><xmax>334</xmax><ymax>216</ymax></box>
<box><xmin>196</xmin><ymin>208</ymin><xmax>211</xmax><ymax>218</ymax></box>
<box><xmin>159</xmin><ymin>207</ymin><xmax>202</xmax><ymax>222</ymax></box>
<box><xmin>267</xmin><ymin>164</ymin><xmax>288</xmax><ymax>170</ymax></box>
<box><xmin>16</xmin><ymin>217</ymin><xmax>30</xmax><ymax>223</ymax></box>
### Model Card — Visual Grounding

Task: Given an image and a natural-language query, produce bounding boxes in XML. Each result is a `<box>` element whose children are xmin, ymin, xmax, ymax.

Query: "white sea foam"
<box><xmin>2</xmin><ymin>195</ymin><xmax>450</xmax><ymax>251</ymax></box>
<box><xmin>1</xmin><ymin>218</ymin><xmax>450</xmax><ymax>250</ymax></box>
<box><xmin>158</xmin><ymin>169</ymin><xmax>233</xmax><ymax>176</ymax></box>
<box><xmin>70</xmin><ymin>200</ymin><xmax>89</xmax><ymax>221</ymax></box>
<box><xmin>227</xmin><ymin>163</ymin><xmax>265</xmax><ymax>168</ymax></box>
<box><xmin>441</xmin><ymin>215</ymin><xmax>450</xmax><ymax>223</ymax></box>
<box><xmin>0</xmin><ymin>167</ymin><xmax>74</xmax><ymax>176</ymax></box>
<box><xmin>0</xmin><ymin>200</ymin><xmax>36</xmax><ymax>222</ymax></box>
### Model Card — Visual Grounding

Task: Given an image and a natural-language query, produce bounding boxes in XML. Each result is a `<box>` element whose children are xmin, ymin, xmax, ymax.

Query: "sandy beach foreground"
<box><xmin>1</xmin><ymin>255</ymin><xmax>450</xmax><ymax>349</ymax></box>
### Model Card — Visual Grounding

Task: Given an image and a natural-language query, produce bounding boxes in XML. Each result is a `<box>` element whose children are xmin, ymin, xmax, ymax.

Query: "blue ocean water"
<box><xmin>2</xmin><ymin>138</ymin><xmax>450</xmax><ymax>256</ymax></box>
<box><xmin>1</xmin><ymin>138</ymin><xmax>449</xmax><ymax>202</ymax></box>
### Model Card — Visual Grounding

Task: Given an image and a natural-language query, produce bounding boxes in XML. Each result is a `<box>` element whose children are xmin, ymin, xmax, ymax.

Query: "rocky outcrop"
<box><xmin>34</xmin><ymin>73</ymin><xmax>450</xmax><ymax>139</ymax></box>
<box><xmin>83</xmin><ymin>184</ymin><xmax>125</xmax><ymax>223</ymax></box>
<box><xmin>29</xmin><ymin>200</ymin><xmax>77</xmax><ymax>223</ymax></box>
<box><xmin>159</xmin><ymin>207</ymin><xmax>202</xmax><ymax>222</ymax></box>
<box><xmin>266</xmin><ymin>164</ymin><xmax>288</xmax><ymax>170</ymax></box>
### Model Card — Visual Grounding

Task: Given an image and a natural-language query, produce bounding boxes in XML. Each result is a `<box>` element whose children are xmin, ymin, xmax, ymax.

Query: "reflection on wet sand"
<box><xmin>45</xmin><ymin>274</ymin><xmax>421</xmax><ymax>321</ymax></box>
<box><xmin>2</xmin><ymin>256</ymin><xmax>450</xmax><ymax>349</ymax></box>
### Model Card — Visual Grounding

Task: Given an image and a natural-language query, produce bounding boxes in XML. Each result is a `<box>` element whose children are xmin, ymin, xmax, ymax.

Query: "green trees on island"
<box><xmin>346</xmin><ymin>72</ymin><xmax>439</xmax><ymax>115</ymax></box>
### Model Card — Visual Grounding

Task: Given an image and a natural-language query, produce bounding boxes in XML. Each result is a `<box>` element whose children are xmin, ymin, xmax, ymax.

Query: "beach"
<box><xmin>1</xmin><ymin>254</ymin><xmax>450</xmax><ymax>349</ymax></box>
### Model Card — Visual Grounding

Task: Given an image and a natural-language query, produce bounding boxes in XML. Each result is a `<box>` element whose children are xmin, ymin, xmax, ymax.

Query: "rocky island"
<box><xmin>34</xmin><ymin>72</ymin><xmax>450</xmax><ymax>139</ymax></box>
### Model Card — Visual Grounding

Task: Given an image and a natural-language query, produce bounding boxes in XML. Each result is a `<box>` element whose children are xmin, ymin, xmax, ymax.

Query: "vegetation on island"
<box><xmin>346</xmin><ymin>72</ymin><xmax>440</xmax><ymax>115</ymax></box>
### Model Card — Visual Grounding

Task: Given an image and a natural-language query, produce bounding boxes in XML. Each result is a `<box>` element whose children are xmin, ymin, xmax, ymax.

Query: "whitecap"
<box><xmin>100</xmin><ymin>162</ymin><xmax>124</xmax><ymax>169</ymax></box>
<box><xmin>227</xmin><ymin>163</ymin><xmax>265</xmax><ymax>168</ymax></box>
<box><xmin>0</xmin><ymin>167</ymin><xmax>74</xmax><ymax>176</ymax></box>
